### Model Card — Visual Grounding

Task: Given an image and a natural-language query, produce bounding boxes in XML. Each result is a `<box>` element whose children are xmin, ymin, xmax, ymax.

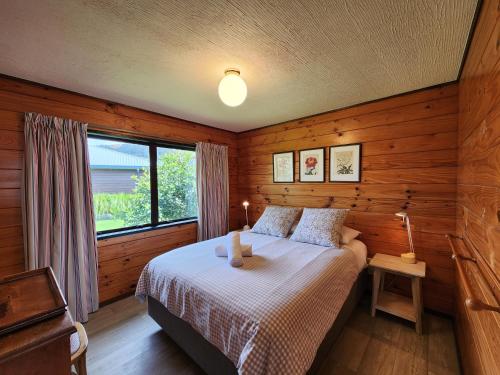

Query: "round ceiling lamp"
<box><xmin>218</xmin><ymin>69</ymin><xmax>247</xmax><ymax>107</ymax></box>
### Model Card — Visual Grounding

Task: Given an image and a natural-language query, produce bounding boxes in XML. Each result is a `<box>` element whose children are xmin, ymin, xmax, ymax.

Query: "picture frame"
<box><xmin>329</xmin><ymin>143</ymin><xmax>362</xmax><ymax>182</ymax></box>
<box><xmin>273</xmin><ymin>151</ymin><xmax>294</xmax><ymax>183</ymax></box>
<box><xmin>299</xmin><ymin>148</ymin><xmax>325</xmax><ymax>182</ymax></box>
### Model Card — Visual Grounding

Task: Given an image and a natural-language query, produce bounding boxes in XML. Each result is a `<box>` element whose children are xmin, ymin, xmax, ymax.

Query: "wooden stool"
<box><xmin>369</xmin><ymin>253</ymin><xmax>426</xmax><ymax>334</ymax></box>
<box><xmin>70</xmin><ymin>322</ymin><xmax>88</xmax><ymax>375</ymax></box>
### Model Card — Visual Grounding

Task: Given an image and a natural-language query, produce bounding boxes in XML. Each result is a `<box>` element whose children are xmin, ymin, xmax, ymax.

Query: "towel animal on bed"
<box><xmin>215</xmin><ymin>231</ymin><xmax>253</xmax><ymax>267</ymax></box>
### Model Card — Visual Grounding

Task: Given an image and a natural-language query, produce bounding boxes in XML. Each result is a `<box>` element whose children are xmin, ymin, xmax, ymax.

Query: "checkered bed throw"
<box><xmin>136</xmin><ymin>231</ymin><xmax>358</xmax><ymax>375</ymax></box>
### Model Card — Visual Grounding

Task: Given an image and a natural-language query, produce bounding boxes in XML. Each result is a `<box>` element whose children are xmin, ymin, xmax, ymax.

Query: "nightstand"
<box><xmin>369</xmin><ymin>253</ymin><xmax>426</xmax><ymax>334</ymax></box>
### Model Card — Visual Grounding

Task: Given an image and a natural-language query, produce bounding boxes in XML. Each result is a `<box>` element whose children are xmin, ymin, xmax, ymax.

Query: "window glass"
<box><xmin>88</xmin><ymin>135</ymin><xmax>197</xmax><ymax>235</ymax></box>
<box><xmin>88</xmin><ymin>137</ymin><xmax>151</xmax><ymax>232</ymax></box>
<box><xmin>157</xmin><ymin>147</ymin><xmax>198</xmax><ymax>222</ymax></box>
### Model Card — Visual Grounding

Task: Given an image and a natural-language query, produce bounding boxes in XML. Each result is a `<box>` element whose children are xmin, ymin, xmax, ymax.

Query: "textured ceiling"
<box><xmin>0</xmin><ymin>0</ymin><xmax>477</xmax><ymax>132</ymax></box>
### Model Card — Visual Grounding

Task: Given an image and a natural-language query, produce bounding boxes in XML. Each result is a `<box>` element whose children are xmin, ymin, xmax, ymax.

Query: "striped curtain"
<box><xmin>196</xmin><ymin>142</ymin><xmax>229</xmax><ymax>241</ymax></box>
<box><xmin>22</xmin><ymin>113</ymin><xmax>99</xmax><ymax>322</ymax></box>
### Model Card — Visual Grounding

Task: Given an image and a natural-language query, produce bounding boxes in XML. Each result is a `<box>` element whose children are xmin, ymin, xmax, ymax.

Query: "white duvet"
<box><xmin>136</xmin><ymin>231</ymin><xmax>363</xmax><ymax>375</ymax></box>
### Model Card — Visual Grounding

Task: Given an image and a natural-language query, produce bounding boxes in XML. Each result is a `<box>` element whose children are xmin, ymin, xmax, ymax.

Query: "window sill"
<box><xmin>96</xmin><ymin>218</ymin><xmax>198</xmax><ymax>241</ymax></box>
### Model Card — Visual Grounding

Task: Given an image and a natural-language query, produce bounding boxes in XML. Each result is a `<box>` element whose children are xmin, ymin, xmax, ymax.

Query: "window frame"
<box><xmin>88</xmin><ymin>132</ymin><xmax>197</xmax><ymax>239</ymax></box>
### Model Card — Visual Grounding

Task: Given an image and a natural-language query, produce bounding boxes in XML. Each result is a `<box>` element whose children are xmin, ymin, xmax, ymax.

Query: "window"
<box><xmin>157</xmin><ymin>147</ymin><xmax>197</xmax><ymax>222</ymax></box>
<box><xmin>88</xmin><ymin>134</ymin><xmax>197</xmax><ymax>236</ymax></box>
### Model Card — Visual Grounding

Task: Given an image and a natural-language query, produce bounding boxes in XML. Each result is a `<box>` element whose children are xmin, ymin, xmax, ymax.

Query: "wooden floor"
<box><xmin>84</xmin><ymin>296</ymin><xmax>460</xmax><ymax>375</ymax></box>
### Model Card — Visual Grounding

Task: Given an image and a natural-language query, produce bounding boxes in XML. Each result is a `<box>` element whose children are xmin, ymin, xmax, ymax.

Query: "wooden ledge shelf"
<box><xmin>375</xmin><ymin>291</ymin><xmax>416</xmax><ymax>322</ymax></box>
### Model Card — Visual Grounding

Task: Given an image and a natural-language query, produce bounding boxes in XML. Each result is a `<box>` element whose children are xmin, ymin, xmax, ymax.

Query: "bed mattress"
<box><xmin>136</xmin><ymin>231</ymin><xmax>362</xmax><ymax>375</ymax></box>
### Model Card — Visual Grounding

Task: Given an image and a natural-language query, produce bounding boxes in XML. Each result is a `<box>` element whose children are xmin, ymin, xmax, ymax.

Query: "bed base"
<box><xmin>148</xmin><ymin>269</ymin><xmax>367</xmax><ymax>375</ymax></box>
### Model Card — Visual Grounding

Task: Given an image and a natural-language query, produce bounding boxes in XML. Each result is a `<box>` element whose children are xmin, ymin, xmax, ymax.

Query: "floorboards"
<box><xmin>84</xmin><ymin>295</ymin><xmax>460</xmax><ymax>375</ymax></box>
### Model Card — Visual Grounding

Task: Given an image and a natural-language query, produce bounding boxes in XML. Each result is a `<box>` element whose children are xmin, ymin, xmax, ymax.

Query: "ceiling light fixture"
<box><xmin>218</xmin><ymin>69</ymin><xmax>247</xmax><ymax>107</ymax></box>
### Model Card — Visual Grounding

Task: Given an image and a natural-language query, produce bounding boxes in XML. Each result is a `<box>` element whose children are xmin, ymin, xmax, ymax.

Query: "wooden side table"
<box><xmin>369</xmin><ymin>253</ymin><xmax>426</xmax><ymax>334</ymax></box>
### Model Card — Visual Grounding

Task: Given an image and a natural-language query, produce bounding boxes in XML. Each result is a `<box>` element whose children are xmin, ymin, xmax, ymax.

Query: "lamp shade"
<box><xmin>242</xmin><ymin>200</ymin><xmax>250</xmax><ymax>230</ymax></box>
<box><xmin>218</xmin><ymin>69</ymin><xmax>247</xmax><ymax>107</ymax></box>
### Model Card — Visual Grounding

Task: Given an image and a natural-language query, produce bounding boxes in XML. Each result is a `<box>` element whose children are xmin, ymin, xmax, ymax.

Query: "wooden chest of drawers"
<box><xmin>0</xmin><ymin>268</ymin><xmax>76</xmax><ymax>374</ymax></box>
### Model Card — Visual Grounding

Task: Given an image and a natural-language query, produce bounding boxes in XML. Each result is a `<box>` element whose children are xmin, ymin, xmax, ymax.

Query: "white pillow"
<box><xmin>251</xmin><ymin>205</ymin><xmax>301</xmax><ymax>237</ymax></box>
<box><xmin>341</xmin><ymin>226</ymin><xmax>361</xmax><ymax>244</ymax></box>
<box><xmin>290</xmin><ymin>208</ymin><xmax>349</xmax><ymax>247</ymax></box>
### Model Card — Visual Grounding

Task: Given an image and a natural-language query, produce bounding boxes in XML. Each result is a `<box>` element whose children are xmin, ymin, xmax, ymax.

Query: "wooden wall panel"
<box><xmin>455</xmin><ymin>0</ymin><xmax>500</xmax><ymax>374</ymax></box>
<box><xmin>98</xmin><ymin>223</ymin><xmax>197</xmax><ymax>303</ymax></box>
<box><xmin>0</xmin><ymin>109</ymin><xmax>24</xmax><ymax>277</ymax></box>
<box><xmin>0</xmin><ymin>76</ymin><xmax>239</xmax><ymax>304</ymax></box>
<box><xmin>237</xmin><ymin>84</ymin><xmax>458</xmax><ymax>314</ymax></box>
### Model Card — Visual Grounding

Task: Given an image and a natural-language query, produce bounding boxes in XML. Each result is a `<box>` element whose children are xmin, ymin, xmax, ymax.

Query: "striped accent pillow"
<box><xmin>251</xmin><ymin>206</ymin><xmax>301</xmax><ymax>237</ymax></box>
<box><xmin>290</xmin><ymin>208</ymin><xmax>349</xmax><ymax>247</ymax></box>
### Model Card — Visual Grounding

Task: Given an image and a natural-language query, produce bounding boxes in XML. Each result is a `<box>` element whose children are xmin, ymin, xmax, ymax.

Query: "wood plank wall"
<box><xmin>0</xmin><ymin>76</ymin><xmax>239</xmax><ymax>303</ymax></box>
<box><xmin>455</xmin><ymin>0</ymin><xmax>500</xmax><ymax>373</ymax></box>
<box><xmin>0</xmin><ymin>109</ymin><xmax>23</xmax><ymax>278</ymax></box>
<box><xmin>237</xmin><ymin>84</ymin><xmax>459</xmax><ymax>314</ymax></box>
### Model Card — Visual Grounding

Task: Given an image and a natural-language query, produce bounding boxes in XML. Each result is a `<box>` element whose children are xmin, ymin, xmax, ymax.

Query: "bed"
<box><xmin>136</xmin><ymin>231</ymin><xmax>367</xmax><ymax>375</ymax></box>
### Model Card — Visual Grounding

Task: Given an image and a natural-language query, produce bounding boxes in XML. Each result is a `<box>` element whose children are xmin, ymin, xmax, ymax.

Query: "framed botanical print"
<box><xmin>273</xmin><ymin>151</ymin><xmax>294</xmax><ymax>183</ymax></box>
<box><xmin>330</xmin><ymin>143</ymin><xmax>361</xmax><ymax>182</ymax></box>
<box><xmin>299</xmin><ymin>148</ymin><xmax>325</xmax><ymax>182</ymax></box>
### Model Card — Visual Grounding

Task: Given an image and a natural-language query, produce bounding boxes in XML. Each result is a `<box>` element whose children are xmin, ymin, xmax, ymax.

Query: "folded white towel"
<box><xmin>215</xmin><ymin>244</ymin><xmax>227</xmax><ymax>257</ymax></box>
<box><xmin>215</xmin><ymin>243</ymin><xmax>253</xmax><ymax>257</ymax></box>
<box><xmin>241</xmin><ymin>244</ymin><xmax>253</xmax><ymax>257</ymax></box>
<box><xmin>226</xmin><ymin>231</ymin><xmax>243</xmax><ymax>267</ymax></box>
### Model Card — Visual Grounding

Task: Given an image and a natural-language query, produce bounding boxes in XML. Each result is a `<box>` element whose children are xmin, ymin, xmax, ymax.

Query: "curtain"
<box><xmin>22</xmin><ymin>112</ymin><xmax>99</xmax><ymax>322</ymax></box>
<box><xmin>196</xmin><ymin>142</ymin><xmax>229</xmax><ymax>241</ymax></box>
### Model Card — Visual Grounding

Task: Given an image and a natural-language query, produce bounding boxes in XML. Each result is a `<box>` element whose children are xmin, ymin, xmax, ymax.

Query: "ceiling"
<box><xmin>0</xmin><ymin>0</ymin><xmax>477</xmax><ymax>132</ymax></box>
